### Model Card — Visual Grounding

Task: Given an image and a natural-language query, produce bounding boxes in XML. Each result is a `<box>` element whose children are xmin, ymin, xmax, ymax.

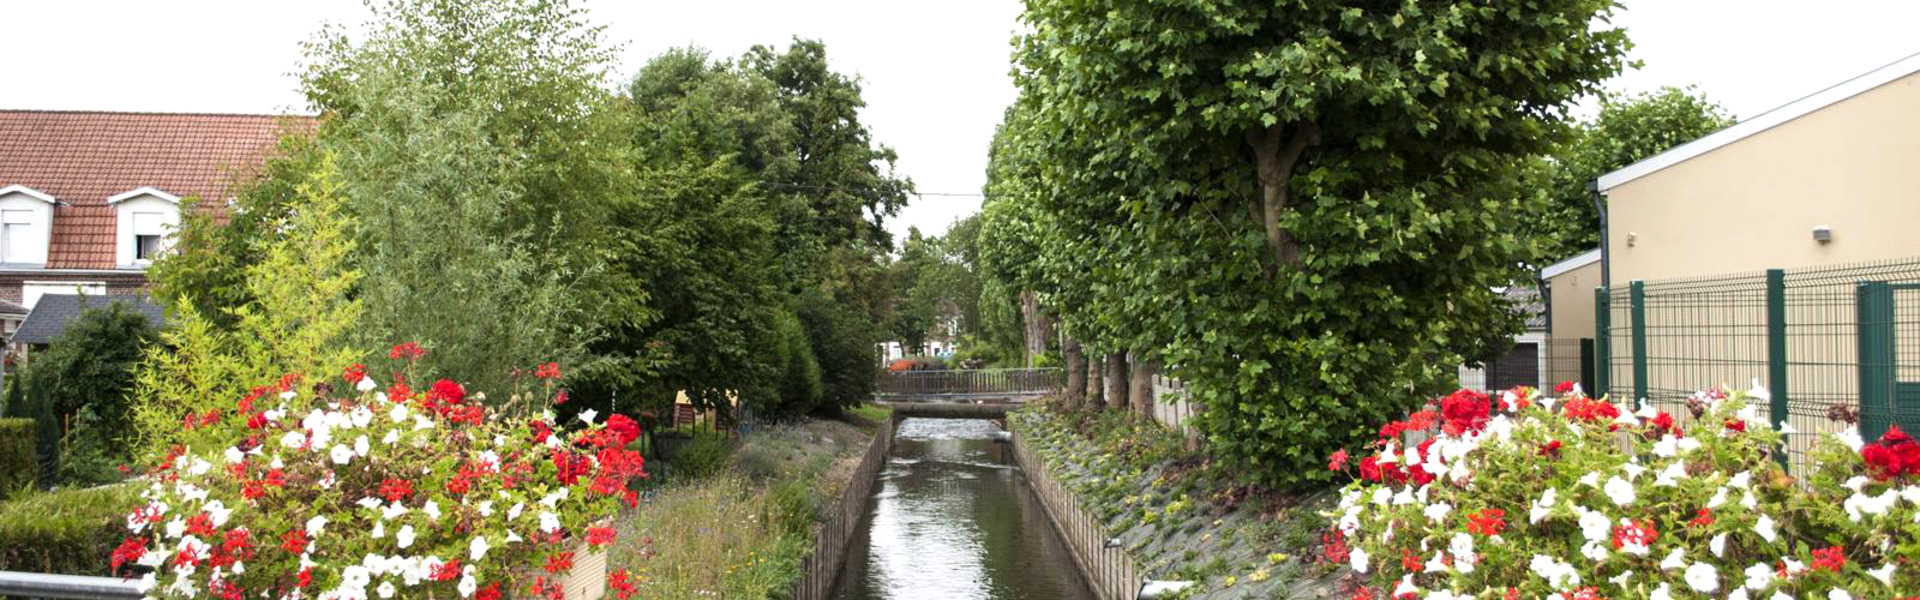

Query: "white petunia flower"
<box><xmin>354</xmin><ymin>435</ymin><xmax>370</xmax><ymax>457</ymax></box>
<box><xmin>1754</xmin><ymin>514</ymin><xmax>1777</xmax><ymax>543</ymax></box>
<box><xmin>1685</xmin><ymin>562</ymin><xmax>1719</xmax><ymax>593</ymax></box>
<box><xmin>306</xmin><ymin>515</ymin><xmax>327</xmax><ymax>537</ymax></box>
<box><xmin>396</xmin><ymin>525</ymin><xmax>415</xmax><ymax>549</ymax></box>
<box><xmin>331</xmin><ymin>444</ymin><xmax>354</xmax><ymax>465</ymax></box>
<box><xmin>1867</xmin><ymin>563</ymin><xmax>1896</xmax><ymax>585</ymax></box>
<box><xmin>1660</xmin><ymin>548</ymin><xmax>1687</xmax><ymax>571</ymax></box>
<box><xmin>539</xmin><ymin>511</ymin><xmax>561</xmax><ymax>534</ymax></box>
<box><xmin>390</xmin><ymin>403</ymin><xmax>410</xmax><ymax>423</ymax></box>
<box><xmin>1728</xmin><ymin>589</ymin><xmax>1750</xmax><ymax>600</ymax></box>
<box><xmin>1579</xmin><ymin>472</ymin><xmax>1600</xmax><ymax>487</ymax></box>
<box><xmin>1529</xmin><ymin>554</ymin><xmax>1580</xmax><ymax>589</ymax></box>
<box><xmin>1837</xmin><ymin>426</ymin><xmax>1865</xmax><ymax>452</ymax></box>
<box><xmin>509</xmin><ymin>502</ymin><xmax>525</xmax><ymax>521</ymax></box>
<box><xmin>1728</xmin><ymin>471</ymin><xmax>1752</xmax><ymax>489</ymax></box>
<box><xmin>1828</xmin><ymin>590</ymin><xmax>1852</xmax><ymax>600</ymax></box>
<box><xmin>1748</xmin><ymin>379</ymin><xmax>1770</xmax><ymax>401</ymax></box>
<box><xmin>1676</xmin><ymin>437</ymin><xmax>1703</xmax><ymax>453</ymax></box>
<box><xmin>1649</xmin><ymin>582</ymin><xmax>1673</xmax><ymax>600</ymax></box>
<box><xmin>224</xmin><ymin>447</ymin><xmax>246</xmax><ymax>465</ymax></box>
<box><xmin>1577</xmin><ymin>507</ymin><xmax>1610</xmax><ymax>543</ymax></box>
<box><xmin>470</xmin><ymin>536</ymin><xmax>490</xmax><ymax>561</ymax></box>
<box><xmin>204</xmin><ymin>501</ymin><xmax>231</xmax><ymax>527</ymax></box>
<box><xmin>1530</xmin><ymin>488</ymin><xmax>1558</xmax><ymax>524</ymax></box>
<box><xmin>1844</xmin><ymin>476</ymin><xmax>1870</xmax><ymax>493</ymax></box>
<box><xmin>1604</xmin><ymin>476</ymin><xmax>1636</xmax><ymax>506</ymax></box>
<box><xmin>1350</xmin><ymin>547</ymin><xmax>1370</xmax><ymax>574</ymax></box>
<box><xmin>358</xmin><ymin>377</ymin><xmax>379</xmax><ymax>393</ymax></box>
<box><xmin>424</xmin><ymin>500</ymin><xmax>442</xmax><ymax>522</ymax></box>
<box><xmin>579</xmin><ymin>408</ymin><xmax>599</xmax><ymax>424</ymax></box>
<box><xmin>1744</xmin><ymin>562</ymin><xmax>1774</xmax><ymax>591</ymax></box>
<box><xmin>377</xmin><ymin>581</ymin><xmax>396</xmax><ymax>598</ymax></box>
<box><xmin>1711</xmin><ymin>532</ymin><xmax>1728</xmax><ymax>557</ymax></box>
<box><xmin>1654</xmin><ymin>462</ymin><xmax>1688</xmax><ymax>487</ymax></box>
<box><xmin>1424</xmin><ymin>550</ymin><xmax>1449</xmax><ymax>574</ymax></box>
<box><xmin>383</xmin><ymin>430</ymin><xmax>400</xmax><ymax>446</ymax></box>
<box><xmin>1449</xmin><ymin>533</ymin><xmax>1475</xmax><ymax>574</ymax></box>
<box><xmin>1424</xmin><ymin>502</ymin><xmax>1452</xmax><ymax>523</ymax></box>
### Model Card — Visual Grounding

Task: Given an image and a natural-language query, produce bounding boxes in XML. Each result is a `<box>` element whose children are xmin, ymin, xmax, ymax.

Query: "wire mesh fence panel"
<box><xmin>1598</xmin><ymin>256</ymin><xmax>1920</xmax><ymax>474</ymax></box>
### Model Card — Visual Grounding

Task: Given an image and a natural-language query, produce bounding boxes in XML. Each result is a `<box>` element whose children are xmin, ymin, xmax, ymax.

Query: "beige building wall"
<box><xmin>1606</xmin><ymin>70</ymin><xmax>1920</xmax><ymax>283</ymax></box>
<box><xmin>1547</xmin><ymin>259</ymin><xmax>1601</xmax><ymax>340</ymax></box>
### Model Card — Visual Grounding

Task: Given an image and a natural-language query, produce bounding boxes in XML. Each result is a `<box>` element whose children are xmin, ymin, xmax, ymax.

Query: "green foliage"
<box><xmin>149</xmin><ymin>132</ymin><xmax>324</xmax><ymax>326</ymax></box>
<box><xmin>766</xmin><ymin>308</ymin><xmax>824</xmax><ymax>417</ymax></box>
<box><xmin>136</xmin><ymin>156</ymin><xmax>363</xmax><ymax>453</ymax></box>
<box><xmin>1003</xmin><ymin>0</ymin><xmax>1633</xmax><ymax>488</ymax></box>
<box><xmin>1540</xmin><ymin>86</ymin><xmax>1735</xmax><ymax>257</ymax></box>
<box><xmin>793</xmin><ymin>287</ymin><xmax>877</xmax><ymax>411</ymax></box>
<box><xmin>17</xmin><ymin>301</ymin><xmax>160</xmax><ymax>486</ymax></box>
<box><xmin>300</xmin><ymin>0</ymin><xmax>618</xmax><ymax>395</ymax></box>
<box><xmin>672</xmin><ymin>431</ymin><xmax>735</xmax><ymax>482</ymax></box>
<box><xmin>0</xmin><ymin>418</ymin><xmax>35</xmax><ymax>496</ymax></box>
<box><xmin>0</xmin><ymin>484</ymin><xmax>140</xmax><ymax>575</ymax></box>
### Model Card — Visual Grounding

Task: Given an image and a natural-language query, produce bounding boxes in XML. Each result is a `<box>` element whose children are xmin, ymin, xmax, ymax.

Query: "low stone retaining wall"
<box><xmin>1009</xmin><ymin>421</ymin><xmax>1142</xmax><ymax>600</ymax></box>
<box><xmin>789</xmin><ymin>418</ymin><xmax>896</xmax><ymax>600</ymax></box>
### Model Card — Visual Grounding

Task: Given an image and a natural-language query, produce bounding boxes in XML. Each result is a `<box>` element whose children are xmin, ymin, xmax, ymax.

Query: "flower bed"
<box><xmin>113</xmin><ymin>348</ymin><xmax>649</xmax><ymax>600</ymax></box>
<box><xmin>1333</xmin><ymin>383</ymin><xmax>1918</xmax><ymax>599</ymax></box>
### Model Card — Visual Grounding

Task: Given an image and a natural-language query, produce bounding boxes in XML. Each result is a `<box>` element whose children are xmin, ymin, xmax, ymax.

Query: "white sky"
<box><xmin>2</xmin><ymin>1</ymin><xmax>1917</xmax><ymax>241</ymax></box>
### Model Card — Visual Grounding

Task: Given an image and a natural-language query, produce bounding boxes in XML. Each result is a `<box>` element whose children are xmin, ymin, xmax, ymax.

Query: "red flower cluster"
<box><xmin>1724</xmin><ymin>418</ymin><xmax>1747</xmax><ymax>433</ymax></box>
<box><xmin>431</xmin><ymin>559</ymin><xmax>462</xmax><ymax>581</ymax></box>
<box><xmin>1328</xmin><ymin>449</ymin><xmax>1350</xmax><ymax>472</ymax></box>
<box><xmin>1439</xmin><ymin>389</ymin><xmax>1491</xmax><ymax>435</ymax></box>
<box><xmin>280</xmin><ymin>528</ymin><xmax>308</xmax><ymax>555</ymax></box>
<box><xmin>608</xmin><ymin>569</ymin><xmax>637</xmax><ymax>600</ymax></box>
<box><xmin>1359</xmin><ymin>440</ymin><xmax>1438</xmax><ymax>486</ymax></box>
<box><xmin>535</xmin><ymin>362</ymin><xmax>562</xmax><ymax>380</ymax></box>
<box><xmin>1862</xmin><ymin>425</ymin><xmax>1920</xmax><ymax>482</ymax></box>
<box><xmin>1610</xmin><ymin>519</ymin><xmax>1657</xmax><ymax>551</ymax></box>
<box><xmin>1650</xmin><ymin>412</ymin><xmax>1679</xmax><ymax>436</ymax></box>
<box><xmin>1538</xmin><ymin>439</ymin><xmax>1564</xmax><ymax>458</ymax></box>
<box><xmin>1563</xmin><ymin>397</ymin><xmax>1621</xmax><ymax>422</ymax></box>
<box><xmin>586</xmin><ymin>526</ymin><xmax>617</xmax><ymax>548</ymax></box>
<box><xmin>542</xmin><ymin>551</ymin><xmax>575</xmax><ymax>574</ymax></box>
<box><xmin>1465</xmin><ymin>508</ymin><xmax>1507</xmax><ymax>537</ymax></box>
<box><xmin>389</xmin><ymin>341</ymin><xmax>425</xmax><ymax>360</ymax></box>
<box><xmin>605</xmin><ymin>414</ymin><xmax>641</xmax><ymax>446</ymax></box>
<box><xmin>110</xmin><ymin>537</ymin><xmax>147</xmax><ymax>573</ymax></box>
<box><xmin>378</xmin><ymin>478</ymin><xmax>414</xmax><ymax>503</ymax></box>
<box><xmin>343</xmin><ymin>363</ymin><xmax>367</xmax><ymax>384</ymax></box>
<box><xmin>1811</xmin><ymin>546</ymin><xmax>1846</xmax><ymax>573</ymax></box>
<box><xmin>1555</xmin><ymin>380</ymin><xmax>1577</xmax><ymax>394</ymax></box>
<box><xmin>1687</xmin><ymin>508</ymin><xmax>1714</xmax><ymax>528</ymax></box>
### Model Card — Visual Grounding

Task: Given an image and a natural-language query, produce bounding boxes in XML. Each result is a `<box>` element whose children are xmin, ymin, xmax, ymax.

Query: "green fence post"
<box><xmin>1594</xmin><ymin>287</ymin><xmax>1610</xmax><ymax>398</ymax></box>
<box><xmin>1630</xmin><ymin>280</ymin><xmax>1649</xmax><ymax>406</ymax></box>
<box><xmin>1858</xmin><ymin>281</ymin><xmax>1896</xmax><ymax>440</ymax></box>
<box><xmin>1765</xmin><ymin>269</ymin><xmax>1788</xmax><ymax>466</ymax></box>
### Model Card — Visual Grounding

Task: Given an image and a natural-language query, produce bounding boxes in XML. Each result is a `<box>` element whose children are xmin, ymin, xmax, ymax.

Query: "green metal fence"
<box><xmin>1596</xmin><ymin>256</ymin><xmax>1920</xmax><ymax>473</ymax></box>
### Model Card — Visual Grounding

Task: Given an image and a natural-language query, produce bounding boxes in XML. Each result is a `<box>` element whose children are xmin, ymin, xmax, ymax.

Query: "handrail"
<box><xmin>0</xmin><ymin>571</ymin><xmax>143</xmax><ymax>599</ymax></box>
<box><xmin>875</xmin><ymin>368</ymin><xmax>1064</xmax><ymax>396</ymax></box>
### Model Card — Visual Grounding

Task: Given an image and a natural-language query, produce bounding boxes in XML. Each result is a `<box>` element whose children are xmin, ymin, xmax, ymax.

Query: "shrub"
<box><xmin>0</xmin><ymin>484</ymin><xmax>141</xmax><ymax>574</ymax></box>
<box><xmin>1334</xmin><ymin>384</ymin><xmax>1917</xmax><ymax>599</ymax></box>
<box><xmin>0</xmin><ymin>418</ymin><xmax>36</xmax><ymax>496</ymax></box>
<box><xmin>673</xmin><ymin>431</ymin><xmax>734</xmax><ymax>481</ymax></box>
<box><xmin>115</xmin><ymin>351</ymin><xmax>648</xmax><ymax>599</ymax></box>
<box><xmin>770</xmin><ymin>308</ymin><xmax>824</xmax><ymax>416</ymax></box>
<box><xmin>22</xmin><ymin>301</ymin><xmax>161</xmax><ymax>464</ymax></box>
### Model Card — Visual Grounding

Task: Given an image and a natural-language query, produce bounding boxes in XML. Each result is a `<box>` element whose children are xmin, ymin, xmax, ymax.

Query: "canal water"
<box><xmin>833</xmin><ymin>418</ymin><xmax>1097</xmax><ymax>600</ymax></box>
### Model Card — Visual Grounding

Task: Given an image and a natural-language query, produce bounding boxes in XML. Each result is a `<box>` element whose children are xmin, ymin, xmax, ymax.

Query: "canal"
<box><xmin>833</xmin><ymin>418</ymin><xmax>1097</xmax><ymax>600</ymax></box>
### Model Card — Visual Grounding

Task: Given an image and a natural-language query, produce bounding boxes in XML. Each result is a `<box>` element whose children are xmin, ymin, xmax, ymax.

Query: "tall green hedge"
<box><xmin>0</xmin><ymin>418</ymin><xmax>33</xmax><ymax>495</ymax></box>
<box><xmin>0</xmin><ymin>484</ymin><xmax>139</xmax><ymax>575</ymax></box>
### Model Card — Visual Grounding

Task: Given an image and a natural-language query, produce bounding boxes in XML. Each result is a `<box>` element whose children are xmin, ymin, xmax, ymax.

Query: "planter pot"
<box><xmin>557</xmin><ymin>538</ymin><xmax>609</xmax><ymax>600</ymax></box>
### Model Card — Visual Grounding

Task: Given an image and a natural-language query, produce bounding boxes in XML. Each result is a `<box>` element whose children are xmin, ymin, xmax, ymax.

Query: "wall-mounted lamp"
<box><xmin>1627</xmin><ymin>232</ymin><xmax>1637</xmax><ymax>248</ymax></box>
<box><xmin>1813</xmin><ymin>225</ymin><xmax>1833</xmax><ymax>244</ymax></box>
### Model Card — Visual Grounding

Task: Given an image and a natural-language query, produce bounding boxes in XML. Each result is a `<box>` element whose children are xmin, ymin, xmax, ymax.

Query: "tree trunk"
<box><xmin>1129</xmin><ymin>355</ymin><xmax>1160</xmax><ymax>418</ymax></box>
<box><xmin>1246</xmin><ymin>121</ymin><xmax>1320</xmax><ymax>275</ymax></box>
<box><xmin>1062</xmin><ymin>336</ymin><xmax>1086</xmax><ymax>409</ymax></box>
<box><xmin>1086</xmin><ymin>353</ymin><xmax>1105</xmax><ymax>409</ymax></box>
<box><xmin>1018</xmin><ymin>291</ymin><xmax>1051</xmax><ymax>368</ymax></box>
<box><xmin>1104</xmin><ymin>353</ymin><xmax>1128</xmax><ymax>412</ymax></box>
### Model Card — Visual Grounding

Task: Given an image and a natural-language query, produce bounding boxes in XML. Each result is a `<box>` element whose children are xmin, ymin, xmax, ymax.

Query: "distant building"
<box><xmin>0</xmin><ymin>110</ymin><xmax>313</xmax><ymax>351</ymax></box>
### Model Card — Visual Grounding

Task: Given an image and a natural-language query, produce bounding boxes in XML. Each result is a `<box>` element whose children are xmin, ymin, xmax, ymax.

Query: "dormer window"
<box><xmin>0</xmin><ymin>185</ymin><xmax>55</xmax><ymax>265</ymax></box>
<box><xmin>110</xmin><ymin>187</ymin><xmax>181</xmax><ymax>268</ymax></box>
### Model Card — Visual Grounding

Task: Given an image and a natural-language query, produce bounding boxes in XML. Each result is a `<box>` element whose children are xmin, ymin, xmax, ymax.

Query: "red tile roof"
<box><xmin>0</xmin><ymin>110</ymin><xmax>315</xmax><ymax>269</ymax></box>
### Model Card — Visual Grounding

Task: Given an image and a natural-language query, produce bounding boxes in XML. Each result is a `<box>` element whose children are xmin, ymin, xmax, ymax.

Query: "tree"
<box><xmin>296</xmin><ymin>0</ymin><xmax>627</xmax><ymax>395</ymax></box>
<box><xmin>1011</xmin><ymin>0</ymin><xmax>1632</xmax><ymax>487</ymax></box>
<box><xmin>19</xmin><ymin>301</ymin><xmax>160</xmax><ymax>484</ymax></box>
<box><xmin>1540</xmin><ymin>87</ymin><xmax>1734</xmax><ymax>257</ymax></box>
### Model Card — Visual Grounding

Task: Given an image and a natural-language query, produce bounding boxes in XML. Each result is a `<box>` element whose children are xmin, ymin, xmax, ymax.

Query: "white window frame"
<box><xmin>109</xmin><ymin>187</ymin><xmax>181</xmax><ymax>268</ymax></box>
<box><xmin>0</xmin><ymin>185</ymin><xmax>55</xmax><ymax>265</ymax></box>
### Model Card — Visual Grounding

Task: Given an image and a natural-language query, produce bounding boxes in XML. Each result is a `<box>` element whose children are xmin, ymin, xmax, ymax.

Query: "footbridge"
<box><xmin>874</xmin><ymin>368</ymin><xmax>1062</xmax><ymax>419</ymax></box>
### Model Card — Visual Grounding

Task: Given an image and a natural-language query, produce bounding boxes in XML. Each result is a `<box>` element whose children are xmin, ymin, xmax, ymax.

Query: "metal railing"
<box><xmin>0</xmin><ymin>571</ymin><xmax>142</xmax><ymax>599</ymax></box>
<box><xmin>790</xmin><ymin>419</ymin><xmax>894</xmax><ymax>600</ymax></box>
<box><xmin>875</xmin><ymin>368</ymin><xmax>1063</xmax><ymax>397</ymax></box>
<box><xmin>1596</xmin><ymin>256</ymin><xmax>1920</xmax><ymax>473</ymax></box>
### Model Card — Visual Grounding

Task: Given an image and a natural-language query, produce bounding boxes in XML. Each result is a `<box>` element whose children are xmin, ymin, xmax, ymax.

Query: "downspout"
<box><xmin>1589</xmin><ymin>180</ymin><xmax>1609</xmax><ymax>289</ymax></box>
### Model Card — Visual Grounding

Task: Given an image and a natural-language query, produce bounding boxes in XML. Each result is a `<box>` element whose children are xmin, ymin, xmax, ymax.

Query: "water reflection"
<box><xmin>834</xmin><ymin>418</ymin><xmax>1096</xmax><ymax>600</ymax></box>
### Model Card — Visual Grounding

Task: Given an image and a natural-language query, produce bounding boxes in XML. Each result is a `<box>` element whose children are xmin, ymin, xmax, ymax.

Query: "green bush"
<box><xmin>795</xmin><ymin>288</ymin><xmax>879</xmax><ymax>411</ymax></box>
<box><xmin>674</xmin><ymin>431</ymin><xmax>734</xmax><ymax>481</ymax></box>
<box><xmin>0</xmin><ymin>484</ymin><xmax>140</xmax><ymax>575</ymax></box>
<box><xmin>0</xmin><ymin>418</ymin><xmax>34</xmax><ymax>496</ymax></box>
<box><xmin>770</xmin><ymin>308</ymin><xmax>823</xmax><ymax>416</ymax></box>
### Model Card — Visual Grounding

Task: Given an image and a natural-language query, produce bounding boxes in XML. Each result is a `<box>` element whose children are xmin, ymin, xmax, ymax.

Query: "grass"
<box><xmin>614</xmin><ymin>419</ymin><xmax>871</xmax><ymax>599</ymax></box>
<box><xmin>843</xmin><ymin>402</ymin><xmax>892</xmax><ymax>428</ymax></box>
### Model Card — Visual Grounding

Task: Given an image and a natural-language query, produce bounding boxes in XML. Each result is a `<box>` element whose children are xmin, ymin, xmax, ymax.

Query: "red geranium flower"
<box><xmin>389</xmin><ymin>342</ymin><xmax>425</xmax><ymax>360</ymax></box>
<box><xmin>1724</xmin><ymin>418</ymin><xmax>1747</xmax><ymax>433</ymax></box>
<box><xmin>1328</xmin><ymin>448</ymin><xmax>1350</xmax><ymax>472</ymax></box>
<box><xmin>343</xmin><ymin>363</ymin><xmax>367</xmax><ymax>384</ymax></box>
<box><xmin>429</xmin><ymin>379</ymin><xmax>466</xmax><ymax>406</ymax></box>
<box><xmin>110</xmin><ymin>537</ymin><xmax>147</xmax><ymax>573</ymax></box>
<box><xmin>606</xmin><ymin>414</ymin><xmax>641</xmax><ymax>446</ymax></box>
<box><xmin>535</xmin><ymin>362</ymin><xmax>562</xmax><ymax>380</ymax></box>
<box><xmin>1538</xmin><ymin>439</ymin><xmax>1563</xmax><ymax>458</ymax></box>
<box><xmin>431</xmin><ymin>559</ymin><xmax>462</xmax><ymax>581</ymax></box>
<box><xmin>1466</xmin><ymin>508</ymin><xmax>1507</xmax><ymax>537</ymax></box>
<box><xmin>587</xmin><ymin>526</ymin><xmax>617</xmax><ymax>548</ymax></box>
<box><xmin>1811</xmin><ymin>546</ymin><xmax>1846</xmax><ymax>573</ymax></box>
<box><xmin>1688</xmin><ymin>508</ymin><xmax>1714</xmax><ymax>528</ymax></box>
<box><xmin>543</xmin><ymin>552</ymin><xmax>575</xmax><ymax>574</ymax></box>
<box><xmin>1862</xmin><ymin>425</ymin><xmax>1920</xmax><ymax>481</ymax></box>
<box><xmin>1555</xmin><ymin>380</ymin><xmax>1576</xmax><ymax>394</ymax></box>
<box><xmin>379</xmin><ymin>478</ymin><xmax>414</xmax><ymax>503</ymax></box>
<box><xmin>280</xmin><ymin>528</ymin><xmax>307</xmax><ymax>555</ymax></box>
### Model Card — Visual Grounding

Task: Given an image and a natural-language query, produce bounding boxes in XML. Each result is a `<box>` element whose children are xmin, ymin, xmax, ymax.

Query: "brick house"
<box><xmin>0</xmin><ymin>110</ymin><xmax>312</xmax><ymax>349</ymax></box>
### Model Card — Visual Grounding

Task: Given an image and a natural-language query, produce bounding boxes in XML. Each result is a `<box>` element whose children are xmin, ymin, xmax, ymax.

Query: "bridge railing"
<box><xmin>875</xmin><ymin>368</ymin><xmax>1063</xmax><ymax>396</ymax></box>
<box><xmin>0</xmin><ymin>571</ymin><xmax>143</xmax><ymax>599</ymax></box>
